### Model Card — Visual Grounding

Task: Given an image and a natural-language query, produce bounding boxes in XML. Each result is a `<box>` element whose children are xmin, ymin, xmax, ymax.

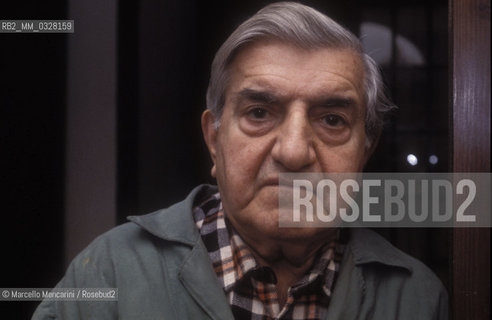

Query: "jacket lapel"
<box><xmin>324</xmin><ymin>246</ymin><xmax>364</xmax><ymax>320</ymax></box>
<box><xmin>179</xmin><ymin>240</ymin><xmax>234</xmax><ymax>320</ymax></box>
<box><xmin>324</xmin><ymin>229</ymin><xmax>413</xmax><ymax>319</ymax></box>
<box><xmin>129</xmin><ymin>185</ymin><xmax>234</xmax><ymax>319</ymax></box>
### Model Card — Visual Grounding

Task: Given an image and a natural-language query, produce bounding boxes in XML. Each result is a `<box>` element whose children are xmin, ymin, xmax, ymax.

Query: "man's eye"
<box><xmin>322</xmin><ymin>114</ymin><xmax>345</xmax><ymax>127</ymax></box>
<box><xmin>248</xmin><ymin>107</ymin><xmax>269</xmax><ymax>120</ymax></box>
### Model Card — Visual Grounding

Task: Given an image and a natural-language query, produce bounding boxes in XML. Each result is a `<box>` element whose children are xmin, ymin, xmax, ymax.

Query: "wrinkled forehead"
<box><xmin>225</xmin><ymin>40</ymin><xmax>367</xmax><ymax>106</ymax></box>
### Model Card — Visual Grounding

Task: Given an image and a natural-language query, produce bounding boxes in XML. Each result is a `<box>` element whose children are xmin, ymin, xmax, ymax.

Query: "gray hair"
<box><xmin>206</xmin><ymin>1</ymin><xmax>394</xmax><ymax>147</ymax></box>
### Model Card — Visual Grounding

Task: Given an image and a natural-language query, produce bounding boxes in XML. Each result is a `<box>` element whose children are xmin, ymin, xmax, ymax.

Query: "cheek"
<box><xmin>318</xmin><ymin>132</ymin><xmax>367</xmax><ymax>171</ymax></box>
<box><xmin>220</xmin><ymin>135</ymin><xmax>262</xmax><ymax>176</ymax></box>
<box><xmin>215</xmin><ymin>129</ymin><xmax>270</xmax><ymax>206</ymax></box>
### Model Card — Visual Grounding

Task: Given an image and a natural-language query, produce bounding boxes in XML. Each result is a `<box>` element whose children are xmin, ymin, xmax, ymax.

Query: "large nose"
<box><xmin>271</xmin><ymin>105</ymin><xmax>316</xmax><ymax>171</ymax></box>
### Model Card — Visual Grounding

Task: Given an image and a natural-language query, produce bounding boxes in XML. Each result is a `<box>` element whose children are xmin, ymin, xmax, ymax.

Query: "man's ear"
<box><xmin>201</xmin><ymin>109</ymin><xmax>218</xmax><ymax>178</ymax></box>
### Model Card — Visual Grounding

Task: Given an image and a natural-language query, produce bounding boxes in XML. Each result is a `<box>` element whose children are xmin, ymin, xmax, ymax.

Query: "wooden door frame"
<box><xmin>450</xmin><ymin>0</ymin><xmax>490</xmax><ymax>319</ymax></box>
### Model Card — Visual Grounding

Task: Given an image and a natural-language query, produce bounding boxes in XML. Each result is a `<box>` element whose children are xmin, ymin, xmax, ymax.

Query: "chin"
<box><xmin>271</xmin><ymin>226</ymin><xmax>330</xmax><ymax>241</ymax></box>
<box><xmin>249</xmin><ymin>216</ymin><xmax>326</xmax><ymax>242</ymax></box>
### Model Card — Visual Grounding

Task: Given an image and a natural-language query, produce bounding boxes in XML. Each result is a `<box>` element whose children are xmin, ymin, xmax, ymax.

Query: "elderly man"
<box><xmin>33</xmin><ymin>2</ymin><xmax>447</xmax><ymax>319</ymax></box>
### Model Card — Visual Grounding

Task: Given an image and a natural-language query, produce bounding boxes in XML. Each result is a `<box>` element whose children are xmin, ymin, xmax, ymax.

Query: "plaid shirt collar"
<box><xmin>193</xmin><ymin>192</ymin><xmax>345</xmax><ymax>319</ymax></box>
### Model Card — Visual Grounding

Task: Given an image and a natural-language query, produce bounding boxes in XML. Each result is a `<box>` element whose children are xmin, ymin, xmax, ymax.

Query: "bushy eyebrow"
<box><xmin>235</xmin><ymin>88</ymin><xmax>358</xmax><ymax>110</ymax></box>
<box><xmin>236</xmin><ymin>88</ymin><xmax>280</xmax><ymax>104</ymax></box>
<box><xmin>311</xmin><ymin>96</ymin><xmax>357</xmax><ymax>109</ymax></box>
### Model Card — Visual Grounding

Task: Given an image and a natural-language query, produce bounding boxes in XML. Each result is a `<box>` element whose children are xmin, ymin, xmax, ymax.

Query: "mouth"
<box><xmin>262</xmin><ymin>176</ymin><xmax>278</xmax><ymax>187</ymax></box>
<box><xmin>262</xmin><ymin>176</ymin><xmax>293</xmax><ymax>188</ymax></box>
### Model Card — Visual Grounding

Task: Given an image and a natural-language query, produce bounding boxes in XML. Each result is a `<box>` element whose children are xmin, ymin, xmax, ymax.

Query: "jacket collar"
<box><xmin>127</xmin><ymin>184</ymin><xmax>216</xmax><ymax>247</ymax></box>
<box><xmin>348</xmin><ymin>228</ymin><xmax>413</xmax><ymax>272</ymax></box>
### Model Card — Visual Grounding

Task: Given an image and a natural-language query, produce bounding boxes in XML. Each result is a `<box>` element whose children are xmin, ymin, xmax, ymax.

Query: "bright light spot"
<box><xmin>429</xmin><ymin>155</ymin><xmax>439</xmax><ymax>165</ymax></box>
<box><xmin>407</xmin><ymin>154</ymin><xmax>418</xmax><ymax>166</ymax></box>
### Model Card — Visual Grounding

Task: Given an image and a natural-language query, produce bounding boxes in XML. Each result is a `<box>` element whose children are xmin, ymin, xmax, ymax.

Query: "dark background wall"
<box><xmin>1</xmin><ymin>0</ymin><xmax>448</xmax><ymax>318</ymax></box>
<box><xmin>1</xmin><ymin>1</ymin><xmax>67</xmax><ymax>318</ymax></box>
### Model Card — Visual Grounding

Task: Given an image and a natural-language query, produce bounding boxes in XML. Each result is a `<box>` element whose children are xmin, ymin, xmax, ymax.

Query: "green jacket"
<box><xmin>33</xmin><ymin>185</ymin><xmax>448</xmax><ymax>319</ymax></box>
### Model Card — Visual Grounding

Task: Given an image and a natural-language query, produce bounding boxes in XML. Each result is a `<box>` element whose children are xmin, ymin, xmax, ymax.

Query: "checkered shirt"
<box><xmin>193</xmin><ymin>192</ymin><xmax>345</xmax><ymax>320</ymax></box>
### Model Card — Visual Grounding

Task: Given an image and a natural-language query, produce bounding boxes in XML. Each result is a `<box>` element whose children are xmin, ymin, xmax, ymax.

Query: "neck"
<box><xmin>232</xmin><ymin>226</ymin><xmax>338</xmax><ymax>306</ymax></box>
